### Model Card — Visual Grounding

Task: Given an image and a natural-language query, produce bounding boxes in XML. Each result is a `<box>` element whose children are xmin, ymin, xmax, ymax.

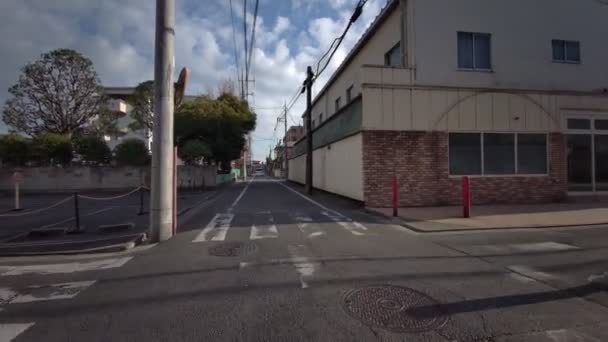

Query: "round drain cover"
<box><xmin>208</xmin><ymin>241</ymin><xmax>257</xmax><ymax>257</ymax></box>
<box><xmin>342</xmin><ymin>285</ymin><xmax>448</xmax><ymax>333</ymax></box>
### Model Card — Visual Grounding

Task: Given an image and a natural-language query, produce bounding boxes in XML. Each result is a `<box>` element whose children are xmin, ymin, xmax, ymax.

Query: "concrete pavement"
<box><xmin>1</xmin><ymin>177</ymin><xmax>608</xmax><ymax>341</ymax></box>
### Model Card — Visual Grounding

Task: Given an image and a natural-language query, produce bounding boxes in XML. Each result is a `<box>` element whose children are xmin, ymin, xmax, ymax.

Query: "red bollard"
<box><xmin>392</xmin><ymin>176</ymin><xmax>399</xmax><ymax>217</ymax></box>
<box><xmin>462</xmin><ymin>176</ymin><xmax>471</xmax><ymax>218</ymax></box>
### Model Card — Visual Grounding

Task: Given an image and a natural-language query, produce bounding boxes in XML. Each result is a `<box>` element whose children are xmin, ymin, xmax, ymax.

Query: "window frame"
<box><xmin>384</xmin><ymin>42</ymin><xmax>402</xmax><ymax>67</ymax></box>
<box><xmin>346</xmin><ymin>85</ymin><xmax>353</xmax><ymax>103</ymax></box>
<box><xmin>552</xmin><ymin>39</ymin><xmax>581</xmax><ymax>64</ymax></box>
<box><xmin>448</xmin><ymin>132</ymin><xmax>549</xmax><ymax>177</ymax></box>
<box><xmin>457</xmin><ymin>32</ymin><xmax>492</xmax><ymax>71</ymax></box>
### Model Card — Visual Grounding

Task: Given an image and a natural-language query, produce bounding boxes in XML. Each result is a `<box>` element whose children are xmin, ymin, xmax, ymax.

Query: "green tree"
<box><xmin>175</xmin><ymin>92</ymin><xmax>256</xmax><ymax>172</ymax></box>
<box><xmin>73</xmin><ymin>134</ymin><xmax>111</xmax><ymax>164</ymax></box>
<box><xmin>0</xmin><ymin>134</ymin><xmax>32</xmax><ymax>166</ymax></box>
<box><xmin>128</xmin><ymin>80</ymin><xmax>154</xmax><ymax>133</ymax></box>
<box><xmin>178</xmin><ymin>139</ymin><xmax>211</xmax><ymax>165</ymax></box>
<box><xmin>33</xmin><ymin>133</ymin><xmax>73</xmax><ymax>166</ymax></box>
<box><xmin>113</xmin><ymin>138</ymin><xmax>150</xmax><ymax>166</ymax></box>
<box><xmin>2</xmin><ymin>49</ymin><xmax>105</xmax><ymax>136</ymax></box>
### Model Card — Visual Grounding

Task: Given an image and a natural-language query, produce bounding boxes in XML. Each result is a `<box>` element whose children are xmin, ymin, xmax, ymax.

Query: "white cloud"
<box><xmin>0</xmin><ymin>0</ymin><xmax>385</xmax><ymax>161</ymax></box>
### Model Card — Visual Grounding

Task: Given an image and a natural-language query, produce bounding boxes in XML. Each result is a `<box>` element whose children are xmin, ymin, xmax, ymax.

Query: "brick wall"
<box><xmin>362</xmin><ymin>131</ymin><xmax>567</xmax><ymax>207</ymax></box>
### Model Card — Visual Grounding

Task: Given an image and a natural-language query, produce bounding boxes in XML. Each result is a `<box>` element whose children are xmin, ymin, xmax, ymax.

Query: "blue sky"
<box><xmin>0</xmin><ymin>0</ymin><xmax>386</xmax><ymax>160</ymax></box>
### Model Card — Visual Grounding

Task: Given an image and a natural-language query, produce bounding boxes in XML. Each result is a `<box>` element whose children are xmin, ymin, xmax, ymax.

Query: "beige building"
<box><xmin>288</xmin><ymin>0</ymin><xmax>608</xmax><ymax>207</ymax></box>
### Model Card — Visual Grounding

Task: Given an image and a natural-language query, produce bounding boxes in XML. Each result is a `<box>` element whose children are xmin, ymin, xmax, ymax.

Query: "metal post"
<box><xmin>74</xmin><ymin>193</ymin><xmax>80</xmax><ymax>232</ymax></box>
<box><xmin>284</xmin><ymin>102</ymin><xmax>288</xmax><ymax>179</ymax></box>
<box><xmin>138</xmin><ymin>187</ymin><xmax>145</xmax><ymax>216</ymax></box>
<box><xmin>173</xmin><ymin>146</ymin><xmax>177</xmax><ymax>235</ymax></box>
<box><xmin>392</xmin><ymin>176</ymin><xmax>399</xmax><ymax>217</ymax></box>
<box><xmin>14</xmin><ymin>182</ymin><xmax>20</xmax><ymax>211</ymax></box>
<box><xmin>462</xmin><ymin>176</ymin><xmax>471</xmax><ymax>218</ymax></box>
<box><xmin>305</xmin><ymin>66</ymin><xmax>314</xmax><ymax>195</ymax></box>
<box><xmin>150</xmin><ymin>0</ymin><xmax>175</xmax><ymax>242</ymax></box>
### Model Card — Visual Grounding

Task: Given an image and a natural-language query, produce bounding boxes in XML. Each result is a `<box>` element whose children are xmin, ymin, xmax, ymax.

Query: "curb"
<box><xmin>363</xmin><ymin>208</ymin><xmax>608</xmax><ymax>234</ymax></box>
<box><xmin>0</xmin><ymin>233</ymin><xmax>146</xmax><ymax>257</ymax></box>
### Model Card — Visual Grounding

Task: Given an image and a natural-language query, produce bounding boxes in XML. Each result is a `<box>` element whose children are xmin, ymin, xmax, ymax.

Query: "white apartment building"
<box><xmin>288</xmin><ymin>0</ymin><xmax>608</xmax><ymax>207</ymax></box>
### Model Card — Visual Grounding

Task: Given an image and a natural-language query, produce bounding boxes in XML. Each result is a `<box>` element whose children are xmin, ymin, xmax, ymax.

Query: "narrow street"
<box><xmin>2</xmin><ymin>178</ymin><xmax>608</xmax><ymax>341</ymax></box>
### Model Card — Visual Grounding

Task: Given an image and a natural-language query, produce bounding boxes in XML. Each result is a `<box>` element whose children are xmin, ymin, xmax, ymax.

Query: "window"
<box><xmin>457</xmin><ymin>32</ymin><xmax>491</xmax><ymax>70</ymax></box>
<box><xmin>346</xmin><ymin>86</ymin><xmax>353</xmax><ymax>103</ymax></box>
<box><xmin>595</xmin><ymin>120</ymin><xmax>608</xmax><ymax>130</ymax></box>
<box><xmin>567</xmin><ymin>118</ymin><xmax>591</xmax><ymax>130</ymax></box>
<box><xmin>518</xmin><ymin>134</ymin><xmax>547</xmax><ymax>174</ymax></box>
<box><xmin>449</xmin><ymin>133</ymin><xmax>482</xmax><ymax>175</ymax></box>
<box><xmin>484</xmin><ymin>134</ymin><xmax>515</xmax><ymax>174</ymax></box>
<box><xmin>552</xmin><ymin>40</ymin><xmax>580</xmax><ymax>63</ymax></box>
<box><xmin>449</xmin><ymin>133</ymin><xmax>548</xmax><ymax>175</ymax></box>
<box><xmin>312</xmin><ymin>120</ymin><xmax>315</xmax><ymax>129</ymax></box>
<box><xmin>335</xmin><ymin>97</ymin><xmax>342</xmax><ymax>112</ymax></box>
<box><xmin>319</xmin><ymin>113</ymin><xmax>323</xmax><ymax>123</ymax></box>
<box><xmin>384</xmin><ymin>42</ymin><xmax>402</xmax><ymax>67</ymax></box>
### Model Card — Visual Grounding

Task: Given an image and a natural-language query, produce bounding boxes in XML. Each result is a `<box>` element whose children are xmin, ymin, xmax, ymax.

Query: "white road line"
<box><xmin>588</xmin><ymin>271</ymin><xmax>608</xmax><ymax>283</ymax></box>
<box><xmin>228</xmin><ymin>179</ymin><xmax>252</xmax><ymax>212</ymax></box>
<box><xmin>287</xmin><ymin>245</ymin><xmax>319</xmax><ymax>289</ymax></box>
<box><xmin>508</xmin><ymin>265</ymin><xmax>555</xmax><ymax>281</ymax></box>
<box><xmin>0</xmin><ymin>257</ymin><xmax>133</xmax><ymax>276</ymax></box>
<box><xmin>0</xmin><ymin>323</ymin><xmax>35</xmax><ymax>342</ymax></box>
<box><xmin>321</xmin><ymin>211</ymin><xmax>366</xmax><ymax>236</ymax></box>
<box><xmin>278</xmin><ymin>182</ymin><xmax>371</xmax><ymax>234</ymax></box>
<box><xmin>478</xmin><ymin>242</ymin><xmax>579</xmax><ymax>254</ymax></box>
<box><xmin>8</xmin><ymin>280</ymin><xmax>96</xmax><ymax>304</ymax></box>
<box><xmin>192</xmin><ymin>213</ymin><xmax>234</xmax><ymax>242</ymax></box>
<box><xmin>291</xmin><ymin>213</ymin><xmax>326</xmax><ymax>239</ymax></box>
<box><xmin>250</xmin><ymin>225</ymin><xmax>278</xmax><ymax>240</ymax></box>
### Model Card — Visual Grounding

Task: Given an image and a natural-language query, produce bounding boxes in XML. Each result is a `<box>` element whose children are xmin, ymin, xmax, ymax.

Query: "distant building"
<box><xmin>103</xmin><ymin>87</ymin><xmax>151</xmax><ymax>151</ymax></box>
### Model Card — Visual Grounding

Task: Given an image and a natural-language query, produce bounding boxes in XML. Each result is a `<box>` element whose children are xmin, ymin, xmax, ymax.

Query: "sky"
<box><xmin>0</xmin><ymin>0</ymin><xmax>387</xmax><ymax>160</ymax></box>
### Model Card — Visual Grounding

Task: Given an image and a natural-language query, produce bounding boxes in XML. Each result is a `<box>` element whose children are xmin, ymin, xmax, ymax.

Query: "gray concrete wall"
<box><xmin>0</xmin><ymin>166</ymin><xmax>218</xmax><ymax>192</ymax></box>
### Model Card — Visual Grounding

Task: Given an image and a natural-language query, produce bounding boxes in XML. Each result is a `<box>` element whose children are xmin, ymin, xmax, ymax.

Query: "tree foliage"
<box><xmin>175</xmin><ymin>92</ymin><xmax>256</xmax><ymax>171</ymax></box>
<box><xmin>0</xmin><ymin>134</ymin><xmax>32</xmax><ymax>166</ymax></box>
<box><xmin>113</xmin><ymin>138</ymin><xmax>150</xmax><ymax>166</ymax></box>
<box><xmin>33</xmin><ymin>133</ymin><xmax>73</xmax><ymax>166</ymax></box>
<box><xmin>2</xmin><ymin>49</ymin><xmax>105</xmax><ymax>136</ymax></box>
<box><xmin>73</xmin><ymin>134</ymin><xmax>111</xmax><ymax>164</ymax></box>
<box><xmin>178</xmin><ymin>139</ymin><xmax>211</xmax><ymax>165</ymax></box>
<box><xmin>128</xmin><ymin>80</ymin><xmax>154</xmax><ymax>133</ymax></box>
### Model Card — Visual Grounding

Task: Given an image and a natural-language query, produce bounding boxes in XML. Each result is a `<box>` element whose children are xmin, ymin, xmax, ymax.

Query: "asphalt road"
<box><xmin>1</xmin><ymin>176</ymin><xmax>608</xmax><ymax>341</ymax></box>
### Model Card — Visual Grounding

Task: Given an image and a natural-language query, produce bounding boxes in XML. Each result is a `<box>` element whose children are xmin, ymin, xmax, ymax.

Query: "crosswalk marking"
<box><xmin>250</xmin><ymin>223</ymin><xmax>278</xmax><ymax>240</ymax></box>
<box><xmin>0</xmin><ymin>323</ymin><xmax>35</xmax><ymax>342</ymax></box>
<box><xmin>194</xmin><ymin>210</ymin><xmax>373</xmax><ymax>243</ymax></box>
<box><xmin>320</xmin><ymin>211</ymin><xmax>368</xmax><ymax>236</ymax></box>
<box><xmin>193</xmin><ymin>213</ymin><xmax>234</xmax><ymax>242</ymax></box>
<box><xmin>5</xmin><ymin>280</ymin><xmax>96</xmax><ymax>304</ymax></box>
<box><xmin>0</xmin><ymin>257</ymin><xmax>133</xmax><ymax>276</ymax></box>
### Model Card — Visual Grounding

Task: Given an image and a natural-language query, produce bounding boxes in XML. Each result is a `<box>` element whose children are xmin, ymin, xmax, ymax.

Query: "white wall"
<box><xmin>288</xmin><ymin>133</ymin><xmax>363</xmax><ymax>201</ymax></box>
<box><xmin>310</xmin><ymin>4</ymin><xmax>402</xmax><ymax>126</ymax></box>
<box><xmin>0</xmin><ymin>166</ymin><xmax>218</xmax><ymax>191</ymax></box>
<box><xmin>362</xmin><ymin>85</ymin><xmax>608</xmax><ymax>132</ymax></box>
<box><xmin>413</xmin><ymin>0</ymin><xmax>608</xmax><ymax>91</ymax></box>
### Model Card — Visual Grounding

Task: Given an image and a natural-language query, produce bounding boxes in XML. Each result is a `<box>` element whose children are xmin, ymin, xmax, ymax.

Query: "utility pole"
<box><xmin>149</xmin><ymin>0</ymin><xmax>175</xmax><ymax>242</ymax></box>
<box><xmin>283</xmin><ymin>101</ymin><xmax>288</xmax><ymax>180</ymax></box>
<box><xmin>304</xmin><ymin>66</ymin><xmax>314</xmax><ymax>195</ymax></box>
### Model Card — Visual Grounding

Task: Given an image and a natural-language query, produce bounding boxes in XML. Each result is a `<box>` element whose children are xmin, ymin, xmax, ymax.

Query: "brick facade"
<box><xmin>362</xmin><ymin>131</ymin><xmax>567</xmax><ymax>207</ymax></box>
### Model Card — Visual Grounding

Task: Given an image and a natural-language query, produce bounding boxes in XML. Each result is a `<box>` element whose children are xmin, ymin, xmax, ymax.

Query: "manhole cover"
<box><xmin>342</xmin><ymin>285</ymin><xmax>448</xmax><ymax>333</ymax></box>
<box><xmin>208</xmin><ymin>241</ymin><xmax>257</xmax><ymax>257</ymax></box>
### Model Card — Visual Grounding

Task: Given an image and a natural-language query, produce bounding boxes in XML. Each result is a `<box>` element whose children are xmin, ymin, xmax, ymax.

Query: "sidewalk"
<box><xmin>368</xmin><ymin>202</ymin><xmax>608</xmax><ymax>232</ymax></box>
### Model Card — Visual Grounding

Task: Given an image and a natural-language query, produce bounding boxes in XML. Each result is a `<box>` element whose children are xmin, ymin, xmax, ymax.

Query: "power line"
<box><xmin>246</xmin><ymin>0</ymin><xmax>259</xmax><ymax>83</ymax></box>
<box><xmin>243</xmin><ymin>0</ymin><xmax>248</xmax><ymax>98</ymax></box>
<box><xmin>229</xmin><ymin>0</ymin><xmax>241</xmax><ymax>90</ymax></box>
<box><xmin>314</xmin><ymin>0</ymin><xmax>367</xmax><ymax>81</ymax></box>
